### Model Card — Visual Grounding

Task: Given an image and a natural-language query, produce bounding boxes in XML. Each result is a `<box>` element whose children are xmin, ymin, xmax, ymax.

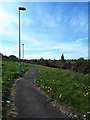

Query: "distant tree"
<box><xmin>72</xmin><ymin>60</ymin><xmax>90</xmax><ymax>74</ymax></box>
<box><xmin>37</xmin><ymin>58</ymin><xmax>44</xmax><ymax>65</ymax></box>
<box><xmin>78</xmin><ymin>57</ymin><xmax>84</xmax><ymax>60</ymax></box>
<box><xmin>37</xmin><ymin>58</ymin><xmax>49</xmax><ymax>66</ymax></box>
<box><xmin>61</xmin><ymin>54</ymin><xmax>65</xmax><ymax>63</ymax></box>
<box><xmin>9</xmin><ymin>55</ymin><xmax>18</xmax><ymax>61</ymax></box>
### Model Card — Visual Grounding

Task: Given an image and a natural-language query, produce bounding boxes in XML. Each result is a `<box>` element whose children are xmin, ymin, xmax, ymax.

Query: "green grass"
<box><xmin>2</xmin><ymin>60</ymin><xmax>29</xmax><ymax>118</ymax></box>
<box><xmin>29</xmin><ymin>64</ymin><xmax>90</xmax><ymax>120</ymax></box>
<box><xmin>2</xmin><ymin>61</ymin><xmax>90</xmax><ymax>119</ymax></box>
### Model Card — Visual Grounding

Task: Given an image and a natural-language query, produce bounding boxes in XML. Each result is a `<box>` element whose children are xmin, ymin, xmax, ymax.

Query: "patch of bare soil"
<box><xmin>9</xmin><ymin>78</ymin><xmax>20</xmax><ymax>118</ymax></box>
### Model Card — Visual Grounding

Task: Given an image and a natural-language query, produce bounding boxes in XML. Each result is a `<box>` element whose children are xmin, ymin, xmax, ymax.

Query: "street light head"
<box><xmin>19</xmin><ymin>7</ymin><xmax>26</xmax><ymax>11</ymax></box>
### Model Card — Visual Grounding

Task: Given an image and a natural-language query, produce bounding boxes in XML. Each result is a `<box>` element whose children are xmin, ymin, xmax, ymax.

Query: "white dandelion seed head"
<box><xmin>48</xmin><ymin>90</ymin><xmax>49</xmax><ymax>92</ymax></box>
<box><xmin>84</xmin><ymin>115</ymin><xmax>86</xmax><ymax>117</ymax></box>
<box><xmin>75</xmin><ymin>115</ymin><xmax>77</xmax><ymax>117</ymax></box>
<box><xmin>50</xmin><ymin>88</ymin><xmax>52</xmax><ymax>90</ymax></box>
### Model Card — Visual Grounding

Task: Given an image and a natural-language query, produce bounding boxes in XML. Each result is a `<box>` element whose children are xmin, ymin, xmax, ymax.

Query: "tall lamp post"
<box><xmin>18</xmin><ymin>7</ymin><xmax>26</xmax><ymax>77</ymax></box>
<box><xmin>22</xmin><ymin>43</ymin><xmax>24</xmax><ymax>66</ymax></box>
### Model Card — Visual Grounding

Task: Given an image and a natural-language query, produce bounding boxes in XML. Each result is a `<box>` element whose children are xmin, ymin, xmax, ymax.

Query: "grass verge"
<box><xmin>2</xmin><ymin>60</ymin><xmax>29</xmax><ymax>118</ymax></box>
<box><xmin>29</xmin><ymin>64</ymin><xmax>90</xmax><ymax>120</ymax></box>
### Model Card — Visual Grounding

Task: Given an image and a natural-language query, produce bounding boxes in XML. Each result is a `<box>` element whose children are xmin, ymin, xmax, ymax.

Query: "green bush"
<box><xmin>72</xmin><ymin>60</ymin><xmax>90</xmax><ymax>74</ymax></box>
<box><xmin>9</xmin><ymin>55</ymin><xmax>18</xmax><ymax>62</ymax></box>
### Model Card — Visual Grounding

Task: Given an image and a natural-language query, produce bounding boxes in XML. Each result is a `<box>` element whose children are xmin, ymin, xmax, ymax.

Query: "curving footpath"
<box><xmin>15</xmin><ymin>67</ymin><xmax>70</xmax><ymax>119</ymax></box>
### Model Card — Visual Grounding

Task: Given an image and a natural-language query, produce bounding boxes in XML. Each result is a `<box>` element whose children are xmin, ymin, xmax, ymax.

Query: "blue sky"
<box><xmin>0</xmin><ymin>2</ymin><xmax>88</xmax><ymax>60</ymax></box>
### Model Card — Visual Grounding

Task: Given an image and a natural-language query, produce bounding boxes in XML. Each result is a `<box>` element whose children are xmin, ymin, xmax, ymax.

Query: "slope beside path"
<box><xmin>15</xmin><ymin>67</ymin><xmax>69</xmax><ymax>119</ymax></box>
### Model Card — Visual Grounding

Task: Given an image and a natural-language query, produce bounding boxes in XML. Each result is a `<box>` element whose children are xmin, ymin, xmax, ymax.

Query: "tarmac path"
<box><xmin>15</xmin><ymin>67</ymin><xmax>70</xmax><ymax>119</ymax></box>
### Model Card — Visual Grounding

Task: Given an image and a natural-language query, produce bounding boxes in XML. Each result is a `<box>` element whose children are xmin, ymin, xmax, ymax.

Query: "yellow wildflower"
<box><xmin>86</xmin><ymin>92</ymin><xmax>88</xmax><ymax>95</ymax></box>
<box><xmin>8</xmin><ymin>78</ymin><xmax>10</xmax><ymax>80</ymax></box>
<box><xmin>1</xmin><ymin>81</ymin><xmax>3</xmax><ymax>83</ymax></box>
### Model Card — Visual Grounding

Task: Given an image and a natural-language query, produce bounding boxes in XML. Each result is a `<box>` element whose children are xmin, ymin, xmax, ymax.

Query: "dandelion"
<box><xmin>85</xmin><ymin>87</ymin><xmax>87</xmax><ymax>89</ymax></box>
<box><xmin>47</xmin><ymin>90</ymin><xmax>49</xmax><ymax>93</ymax></box>
<box><xmin>46</xmin><ymin>86</ymin><xmax>47</xmax><ymax>89</ymax></box>
<box><xmin>8</xmin><ymin>78</ymin><xmax>10</xmax><ymax>80</ymax></box>
<box><xmin>86</xmin><ymin>92</ymin><xmax>88</xmax><ymax>95</ymax></box>
<box><xmin>1</xmin><ymin>81</ymin><xmax>3</xmax><ymax>83</ymax></box>
<box><xmin>74</xmin><ymin>115</ymin><xmax>77</xmax><ymax>117</ymax></box>
<box><xmin>87</xmin><ymin>111</ymin><xmax>89</xmax><ymax>114</ymax></box>
<box><xmin>50</xmin><ymin>88</ymin><xmax>52</xmax><ymax>90</ymax></box>
<box><xmin>84</xmin><ymin>94</ymin><xmax>86</xmax><ymax>96</ymax></box>
<box><xmin>84</xmin><ymin>115</ymin><xmax>86</xmax><ymax>117</ymax></box>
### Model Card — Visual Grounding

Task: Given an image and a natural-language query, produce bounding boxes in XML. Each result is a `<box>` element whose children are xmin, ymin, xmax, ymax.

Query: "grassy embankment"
<box><xmin>2</xmin><ymin>60</ymin><xmax>29</xmax><ymax>118</ymax></box>
<box><xmin>29</xmin><ymin>64</ymin><xmax>90</xmax><ymax>120</ymax></box>
<box><xmin>2</xmin><ymin>60</ymin><xmax>90</xmax><ymax>119</ymax></box>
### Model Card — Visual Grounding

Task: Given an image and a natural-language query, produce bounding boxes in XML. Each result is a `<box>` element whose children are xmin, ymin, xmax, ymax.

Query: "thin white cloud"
<box><xmin>0</xmin><ymin>45</ymin><xmax>18</xmax><ymax>56</ymax></box>
<box><xmin>21</xmin><ymin>34</ymin><xmax>43</xmax><ymax>46</ymax></box>
<box><xmin>0</xmin><ymin>4</ymin><xmax>18</xmax><ymax>38</ymax></box>
<box><xmin>75</xmin><ymin>37</ymin><xmax>88</xmax><ymax>44</ymax></box>
<box><xmin>1</xmin><ymin>36</ymin><xmax>88</xmax><ymax>59</ymax></box>
<box><xmin>24</xmin><ymin>46</ymin><xmax>88</xmax><ymax>59</ymax></box>
<box><xmin>38</xmin><ymin>12</ymin><xmax>58</xmax><ymax>28</ymax></box>
<box><xmin>70</xmin><ymin>12</ymin><xmax>87</xmax><ymax>28</ymax></box>
<box><xmin>25</xmin><ymin>51</ymin><xmax>61</xmax><ymax>60</ymax></box>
